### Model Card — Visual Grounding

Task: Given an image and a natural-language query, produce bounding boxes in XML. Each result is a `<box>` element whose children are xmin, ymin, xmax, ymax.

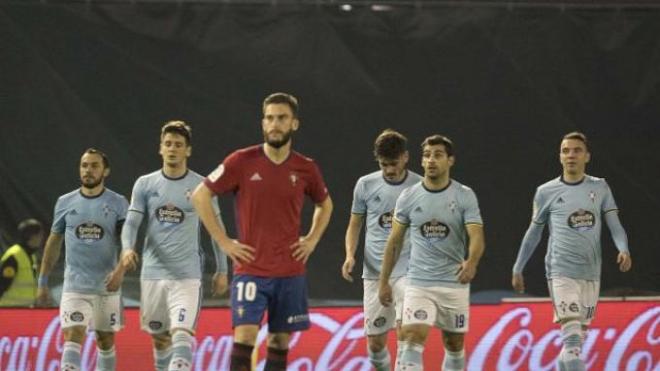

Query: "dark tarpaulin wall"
<box><xmin>1</xmin><ymin>2</ymin><xmax>659</xmax><ymax>300</ymax></box>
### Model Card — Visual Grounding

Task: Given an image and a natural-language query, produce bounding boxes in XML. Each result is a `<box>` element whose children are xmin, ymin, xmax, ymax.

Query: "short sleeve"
<box><xmin>305</xmin><ymin>161</ymin><xmax>329</xmax><ymax>204</ymax></box>
<box><xmin>394</xmin><ymin>188</ymin><xmax>413</xmax><ymax>225</ymax></box>
<box><xmin>204</xmin><ymin>151</ymin><xmax>241</xmax><ymax>195</ymax></box>
<box><xmin>128</xmin><ymin>177</ymin><xmax>147</xmax><ymax>214</ymax></box>
<box><xmin>50</xmin><ymin>197</ymin><xmax>67</xmax><ymax>234</ymax></box>
<box><xmin>531</xmin><ymin>188</ymin><xmax>549</xmax><ymax>225</ymax></box>
<box><xmin>461</xmin><ymin>188</ymin><xmax>483</xmax><ymax>225</ymax></box>
<box><xmin>350</xmin><ymin>178</ymin><xmax>367</xmax><ymax>215</ymax></box>
<box><xmin>601</xmin><ymin>180</ymin><xmax>618</xmax><ymax>213</ymax></box>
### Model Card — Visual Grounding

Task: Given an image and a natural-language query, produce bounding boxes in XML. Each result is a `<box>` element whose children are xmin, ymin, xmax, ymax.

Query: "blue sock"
<box><xmin>61</xmin><ymin>341</ymin><xmax>82</xmax><ymax>371</ymax></box>
<box><xmin>168</xmin><ymin>331</ymin><xmax>193</xmax><ymax>371</ymax></box>
<box><xmin>96</xmin><ymin>346</ymin><xmax>116</xmax><ymax>371</ymax></box>
<box><xmin>154</xmin><ymin>346</ymin><xmax>173</xmax><ymax>371</ymax></box>
<box><xmin>368</xmin><ymin>347</ymin><xmax>391</xmax><ymax>371</ymax></box>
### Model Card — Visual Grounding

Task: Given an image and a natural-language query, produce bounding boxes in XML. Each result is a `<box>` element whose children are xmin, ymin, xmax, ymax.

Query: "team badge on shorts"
<box><xmin>373</xmin><ymin>316</ymin><xmax>387</xmax><ymax>328</ymax></box>
<box><xmin>149</xmin><ymin>321</ymin><xmax>163</xmax><ymax>330</ymax></box>
<box><xmin>414</xmin><ymin>310</ymin><xmax>428</xmax><ymax>320</ymax></box>
<box><xmin>70</xmin><ymin>311</ymin><xmax>84</xmax><ymax>322</ymax></box>
<box><xmin>569</xmin><ymin>302</ymin><xmax>579</xmax><ymax>313</ymax></box>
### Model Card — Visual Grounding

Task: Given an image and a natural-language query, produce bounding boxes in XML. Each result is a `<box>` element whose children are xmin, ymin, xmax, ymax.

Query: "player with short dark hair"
<box><xmin>342</xmin><ymin>129</ymin><xmax>421</xmax><ymax>370</ymax></box>
<box><xmin>37</xmin><ymin>148</ymin><xmax>128</xmax><ymax>371</ymax></box>
<box><xmin>512</xmin><ymin>132</ymin><xmax>632</xmax><ymax>371</ymax></box>
<box><xmin>379</xmin><ymin>135</ymin><xmax>485</xmax><ymax>371</ymax></box>
<box><xmin>192</xmin><ymin>92</ymin><xmax>333</xmax><ymax>371</ymax></box>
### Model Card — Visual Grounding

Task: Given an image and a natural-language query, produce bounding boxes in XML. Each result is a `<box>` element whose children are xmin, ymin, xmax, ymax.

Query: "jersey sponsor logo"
<box><xmin>378</xmin><ymin>211</ymin><xmax>393</xmax><ymax>229</ymax></box>
<box><xmin>420</xmin><ymin>219</ymin><xmax>450</xmax><ymax>240</ymax></box>
<box><xmin>567</xmin><ymin>209</ymin><xmax>595</xmax><ymax>231</ymax></box>
<box><xmin>207</xmin><ymin>164</ymin><xmax>225</xmax><ymax>182</ymax></box>
<box><xmin>75</xmin><ymin>222</ymin><xmax>105</xmax><ymax>241</ymax></box>
<box><xmin>156</xmin><ymin>204</ymin><xmax>185</xmax><ymax>224</ymax></box>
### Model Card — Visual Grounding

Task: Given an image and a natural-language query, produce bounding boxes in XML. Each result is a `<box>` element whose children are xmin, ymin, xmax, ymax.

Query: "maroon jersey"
<box><xmin>204</xmin><ymin>145</ymin><xmax>329</xmax><ymax>277</ymax></box>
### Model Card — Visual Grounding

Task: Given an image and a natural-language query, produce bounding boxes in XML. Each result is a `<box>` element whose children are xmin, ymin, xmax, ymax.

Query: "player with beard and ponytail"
<box><xmin>192</xmin><ymin>92</ymin><xmax>333</xmax><ymax>371</ymax></box>
<box><xmin>37</xmin><ymin>148</ymin><xmax>129</xmax><ymax>371</ymax></box>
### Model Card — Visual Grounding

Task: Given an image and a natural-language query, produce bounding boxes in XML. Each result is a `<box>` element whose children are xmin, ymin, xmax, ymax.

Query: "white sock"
<box><xmin>168</xmin><ymin>331</ymin><xmax>193</xmax><ymax>371</ymax></box>
<box><xmin>154</xmin><ymin>346</ymin><xmax>173</xmax><ymax>371</ymax></box>
<box><xmin>560</xmin><ymin>320</ymin><xmax>585</xmax><ymax>371</ymax></box>
<box><xmin>396</xmin><ymin>341</ymin><xmax>424</xmax><ymax>371</ymax></box>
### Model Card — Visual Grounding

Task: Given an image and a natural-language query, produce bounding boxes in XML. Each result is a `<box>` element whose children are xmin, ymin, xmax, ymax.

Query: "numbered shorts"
<box><xmin>140</xmin><ymin>279</ymin><xmax>201</xmax><ymax>334</ymax></box>
<box><xmin>401</xmin><ymin>285</ymin><xmax>470</xmax><ymax>333</ymax></box>
<box><xmin>59</xmin><ymin>292</ymin><xmax>123</xmax><ymax>332</ymax></box>
<box><xmin>363</xmin><ymin>276</ymin><xmax>407</xmax><ymax>336</ymax></box>
<box><xmin>548</xmin><ymin>277</ymin><xmax>600</xmax><ymax>325</ymax></box>
<box><xmin>231</xmin><ymin>274</ymin><xmax>309</xmax><ymax>332</ymax></box>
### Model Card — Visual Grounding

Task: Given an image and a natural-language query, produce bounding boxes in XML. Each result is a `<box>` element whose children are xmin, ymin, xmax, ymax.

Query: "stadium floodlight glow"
<box><xmin>340</xmin><ymin>4</ymin><xmax>352</xmax><ymax>11</ymax></box>
<box><xmin>371</xmin><ymin>4</ymin><xmax>393</xmax><ymax>11</ymax></box>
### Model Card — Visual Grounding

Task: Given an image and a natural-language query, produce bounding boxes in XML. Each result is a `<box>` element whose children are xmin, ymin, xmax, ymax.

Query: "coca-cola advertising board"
<box><xmin>1</xmin><ymin>301</ymin><xmax>658</xmax><ymax>370</ymax></box>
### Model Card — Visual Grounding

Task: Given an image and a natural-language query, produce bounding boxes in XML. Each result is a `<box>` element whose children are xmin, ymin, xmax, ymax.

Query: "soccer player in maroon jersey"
<box><xmin>192</xmin><ymin>92</ymin><xmax>333</xmax><ymax>370</ymax></box>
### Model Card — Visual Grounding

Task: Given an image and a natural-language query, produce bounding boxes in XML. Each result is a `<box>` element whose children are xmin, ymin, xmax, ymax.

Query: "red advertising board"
<box><xmin>1</xmin><ymin>301</ymin><xmax>658</xmax><ymax>370</ymax></box>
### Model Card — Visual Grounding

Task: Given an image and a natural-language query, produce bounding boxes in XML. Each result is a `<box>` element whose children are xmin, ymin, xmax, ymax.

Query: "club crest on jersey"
<box><xmin>589</xmin><ymin>190</ymin><xmax>596</xmax><ymax>203</ymax></box>
<box><xmin>156</xmin><ymin>203</ymin><xmax>185</xmax><ymax>224</ymax></box>
<box><xmin>449</xmin><ymin>200</ymin><xmax>457</xmax><ymax>213</ymax></box>
<box><xmin>102</xmin><ymin>204</ymin><xmax>111</xmax><ymax>218</ymax></box>
<box><xmin>185</xmin><ymin>189</ymin><xmax>192</xmax><ymax>201</ymax></box>
<box><xmin>420</xmin><ymin>219</ymin><xmax>450</xmax><ymax>240</ymax></box>
<box><xmin>567</xmin><ymin>209</ymin><xmax>595</xmax><ymax>231</ymax></box>
<box><xmin>290</xmin><ymin>173</ymin><xmax>298</xmax><ymax>187</ymax></box>
<box><xmin>378</xmin><ymin>211</ymin><xmax>394</xmax><ymax>229</ymax></box>
<box><xmin>75</xmin><ymin>222</ymin><xmax>104</xmax><ymax>241</ymax></box>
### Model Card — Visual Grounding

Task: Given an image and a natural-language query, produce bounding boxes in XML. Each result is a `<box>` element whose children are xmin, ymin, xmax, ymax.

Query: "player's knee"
<box><xmin>95</xmin><ymin>331</ymin><xmax>115</xmax><ymax>350</ymax></box>
<box><xmin>400</xmin><ymin>325</ymin><xmax>427</xmax><ymax>344</ymax></box>
<box><xmin>63</xmin><ymin>326</ymin><xmax>86</xmax><ymax>343</ymax></box>
<box><xmin>151</xmin><ymin>332</ymin><xmax>172</xmax><ymax>350</ymax></box>
<box><xmin>367</xmin><ymin>334</ymin><xmax>387</xmax><ymax>353</ymax></box>
<box><xmin>442</xmin><ymin>331</ymin><xmax>464</xmax><ymax>351</ymax></box>
<box><xmin>267</xmin><ymin>332</ymin><xmax>290</xmax><ymax>350</ymax></box>
<box><xmin>234</xmin><ymin>325</ymin><xmax>259</xmax><ymax>346</ymax></box>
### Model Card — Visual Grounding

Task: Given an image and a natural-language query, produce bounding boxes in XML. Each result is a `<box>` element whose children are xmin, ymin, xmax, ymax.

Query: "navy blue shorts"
<box><xmin>230</xmin><ymin>274</ymin><xmax>310</xmax><ymax>332</ymax></box>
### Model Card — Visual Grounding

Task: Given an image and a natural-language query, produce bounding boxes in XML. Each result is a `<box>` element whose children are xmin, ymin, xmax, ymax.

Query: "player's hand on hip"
<box><xmin>104</xmin><ymin>269</ymin><xmax>124</xmax><ymax>292</ymax></box>
<box><xmin>378</xmin><ymin>281</ymin><xmax>393</xmax><ymax>307</ymax></box>
<box><xmin>512</xmin><ymin>273</ymin><xmax>525</xmax><ymax>293</ymax></box>
<box><xmin>212</xmin><ymin>272</ymin><xmax>229</xmax><ymax>297</ymax></box>
<box><xmin>617</xmin><ymin>252</ymin><xmax>632</xmax><ymax>272</ymax></box>
<box><xmin>290</xmin><ymin>236</ymin><xmax>318</xmax><ymax>264</ymax></box>
<box><xmin>35</xmin><ymin>287</ymin><xmax>52</xmax><ymax>307</ymax></box>
<box><xmin>224</xmin><ymin>240</ymin><xmax>255</xmax><ymax>265</ymax></box>
<box><xmin>456</xmin><ymin>260</ymin><xmax>477</xmax><ymax>284</ymax></box>
<box><xmin>120</xmin><ymin>250</ymin><xmax>139</xmax><ymax>271</ymax></box>
<box><xmin>341</xmin><ymin>257</ymin><xmax>355</xmax><ymax>282</ymax></box>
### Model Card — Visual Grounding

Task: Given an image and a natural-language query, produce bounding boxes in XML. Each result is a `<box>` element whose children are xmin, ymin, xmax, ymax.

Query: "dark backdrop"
<box><xmin>1</xmin><ymin>2</ymin><xmax>659</xmax><ymax>299</ymax></box>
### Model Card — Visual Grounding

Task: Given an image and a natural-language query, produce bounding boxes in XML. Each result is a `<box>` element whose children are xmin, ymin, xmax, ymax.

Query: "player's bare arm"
<box><xmin>191</xmin><ymin>182</ymin><xmax>255</xmax><ymax>264</ymax></box>
<box><xmin>291</xmin><ymin>195</ymin><xmax>333</xmax><ymax>264</ymax></box>
<box><xmin>378</xmin><ymin>220</ymin><xmax>407</xmax><ymax>307</ymax></box>
<box><xmin>457</xmin><ymin>223</ymin><xmax>485</xmax><ymax>284</ymax></box>
<box><xmin>36</xmin><ymin>232</ymin><xmax>63</xmax><ymax>306</ymax></box>
<box><xmin>342</xmin><ymin>213</ymin><xmax>365</xmax><ymax>282</ymax></box>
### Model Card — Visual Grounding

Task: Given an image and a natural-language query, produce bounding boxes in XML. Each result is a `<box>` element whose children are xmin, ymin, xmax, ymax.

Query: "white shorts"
<box><xmin>141</xmin><ymin>279</ymin><xmax>201</xmax><ymax>334</ymax></box>
<box><xmin>401</xmin><ymin>285</ymin><xmax>470</xmax><ymax>333</ymax></box>
<box><xmin>59</xmin><ymin>292</ymin><xmax>123</xmax><ymax>332</ymax></box>
<box><xmin>548</xmin><ymin>277</ymin><xmax>600</xmax><ymax>325</ymax></box>
<box><xmin>363</xmin><ymin>276</ymin><xmax>407</xmax><ymax>336</ymax></box>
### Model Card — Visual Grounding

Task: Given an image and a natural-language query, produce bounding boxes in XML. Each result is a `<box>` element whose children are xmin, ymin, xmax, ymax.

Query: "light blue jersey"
<box><xmin>351</xmin><ymin>170</ymin><xmax>421</xmax><ymax>279</ymax></box>
<box><xmin>123</xmin><ymin>170</ymin><xmax>225</xmax><ymax>280</ymax></box>
<box><xmin>51</xmin><ymin>188</ymin><xmax>128</xmax><ymax>294</ymax></box>
<box><xmin>394</xmin><ymin>180</ymin><xmax>482</xmax><ymax>287</ymax></box>
<box><xmin>522</xmin><ymin>176</ymin><xmax>619</xmax><ymax>280</ymax></box>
